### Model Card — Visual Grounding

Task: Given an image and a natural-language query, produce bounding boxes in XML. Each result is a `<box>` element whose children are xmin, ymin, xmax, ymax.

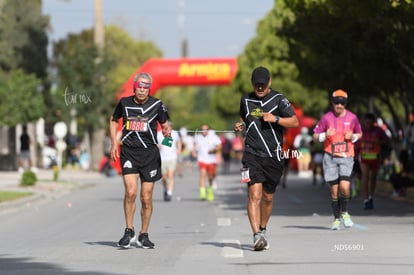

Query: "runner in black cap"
<box><xmin>234</xmin><ymin>66</ymin><xmax>299</xmax><ymax>251</ymax></box>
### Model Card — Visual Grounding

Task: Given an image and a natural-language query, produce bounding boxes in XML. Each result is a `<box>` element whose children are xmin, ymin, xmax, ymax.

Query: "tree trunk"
<box><xmin>90</xmin><ymin>127</ymin><xmax>106</xmax><ymax>171</ymax></box>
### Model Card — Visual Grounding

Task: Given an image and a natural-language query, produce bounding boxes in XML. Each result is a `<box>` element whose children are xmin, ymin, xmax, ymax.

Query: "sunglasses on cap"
<box><xmin>332</xmin><ymin>97</ymin><xmax>347</xmax><ymax>105</ymax></box>
<box><xmin>134</xmin><ymin>81</ymin><xmax>151</xmax><ymax>89</ymax></box>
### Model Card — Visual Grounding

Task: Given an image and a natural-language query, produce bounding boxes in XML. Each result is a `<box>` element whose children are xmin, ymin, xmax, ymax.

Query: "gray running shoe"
<box><xmin>253</xmin><ymin>233</ymin><xmax>267</xmax><ymax>251</ymax></box>
<box><xmin>258</xmin><ymin>228</ymin><xmax>270</xmax><ymax>250</ymax></box>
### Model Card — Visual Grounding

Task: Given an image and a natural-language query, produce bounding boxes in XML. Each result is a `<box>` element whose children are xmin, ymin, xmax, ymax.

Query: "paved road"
<box><xmin>1</xmin><ymin>164</ymin><xmax>413</xmax><ymax>275</ymax></box>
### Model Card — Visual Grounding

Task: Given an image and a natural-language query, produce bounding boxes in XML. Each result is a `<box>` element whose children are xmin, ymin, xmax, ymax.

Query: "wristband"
<box><xmin>352</xmin><ymin>134</ymin><xmax>359</xmax><ymax>143</ymax></box>
<box><xmin>318</xmin><ymin>132</ymin><xmax>326</xmax><ymax>142</ymax></box>
<box><xmin>275</xmin><ymin>116</ymin><xmax>280</xmax><ymax>124</ymax></box>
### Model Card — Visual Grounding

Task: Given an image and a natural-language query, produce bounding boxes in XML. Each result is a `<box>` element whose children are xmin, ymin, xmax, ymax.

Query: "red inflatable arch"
<box><xmin>112</xmin><ymin>57</ymin><xmax>314</xmax><ymax>173</ymax></box>
<box><xmin>117</xmin><ymin>57</ymin><xmax>238</xmax><ymax>98</ymax></box>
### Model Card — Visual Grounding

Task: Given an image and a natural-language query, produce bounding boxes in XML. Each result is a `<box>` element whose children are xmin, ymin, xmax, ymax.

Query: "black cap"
<box><xmin>251</xmin><ymin>66</ymin><xmax>270</xmax><ymax>86</ymax></box>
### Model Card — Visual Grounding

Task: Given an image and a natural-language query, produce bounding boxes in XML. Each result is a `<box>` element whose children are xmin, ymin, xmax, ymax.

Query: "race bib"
<box><xmin>332</xmin><ymin>142</ymin><xmax>348</xmax><ymax>154</ymax></box>
<box><xmin>126</xmin><ymin>117</ymin><xmax>149</xmax><ymax>132</ymax></box>
<box><xmin>361</xmin><ymin>152</ymin><xmax>379</xmax><ymax>160</ymax></box>
<box><xmin>361</xmin><ymin>140</ymin><xmax>379</xmax><ymax>160</ymax></box>
<box><xmin>240</xmin><ymin>167</ymin><xmax>251</xmax><ymax>183</ymax></box>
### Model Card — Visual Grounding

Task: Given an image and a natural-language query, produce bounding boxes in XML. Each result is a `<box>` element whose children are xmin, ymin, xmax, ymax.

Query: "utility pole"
<box><xmin>90</xmin><ymin>0</ymin><xmax>106</xmax><ymax>170</ymax></box>
<box><xmin>94</xmin><ymin>0</ymin><xmax>104</xmax><ymax>52</ymax></box>
<box><xmin>178</xmin><ymin>0</ymin><xmax>187</xmax><ymax>57</ymax></box>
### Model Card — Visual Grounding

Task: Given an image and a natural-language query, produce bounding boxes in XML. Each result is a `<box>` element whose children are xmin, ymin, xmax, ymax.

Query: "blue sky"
<box><xmin>42</xmin><ymin>0</ymin><xmax>274</xmax><ymax>58</ymax></box>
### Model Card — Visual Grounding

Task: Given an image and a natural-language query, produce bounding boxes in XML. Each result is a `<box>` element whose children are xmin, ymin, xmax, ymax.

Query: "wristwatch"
<box><xmin>275</xmin><ymin>116</ymin><xmax>280</xmax><ymax>124</ymax></box>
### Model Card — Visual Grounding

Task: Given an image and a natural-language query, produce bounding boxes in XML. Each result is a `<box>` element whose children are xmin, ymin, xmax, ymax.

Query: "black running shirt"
<box><xmin>112</xmin><ymin>96</ymin><xmax>170</xmax><ymax>148</ymax></box>
<box><xmin>240</xmin><ymin>89</ymin><xmax>296</xmax><ymax>158</ymax></box>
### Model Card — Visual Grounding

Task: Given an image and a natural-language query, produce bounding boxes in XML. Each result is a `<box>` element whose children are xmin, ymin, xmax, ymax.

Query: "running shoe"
<box><xmin>164</xmin><ymin>191</ymin><xmax>172</xmax><ymax>202</ymax></box>
<box><xmin>137</xmin><ymin>233</ymin><xmax>155</xmax><ymax>249</ymax></box>
<box><xmin>341</xmin><ymin>212</ymin><xmax>354</xmax><ymax>228</ymax></box>
<box><xmin>363</xmin><ymin>198</ymin><xmax>374</xmax><ymax>210</ymax></box>
<box><xmin>258</xmin><ymin>228</ymin><xmax>270</xmax><ymax>250</ymax></box>
<box><xmin>207</xmin><ymin>186</ymin><xmax>214</xmax><ymax>202</ymax></box>
<box><xmin>331</xmin><ymin>219</ymin><xmax>341</xmax><ymax>230</ymax></box>
<box><xmin>200</xmin><ymin>187</ymin><xmax>206</xmax><ymax>200</ymax></box>
<box><xmin>253</xmin><ymin>233</ymin><xmax>267</xmax><ymax>251</ymax></box>
<box><xmin>117</xmin><ymin>228</ymin><xmax>137</xmax><ymax>248</ymax></box>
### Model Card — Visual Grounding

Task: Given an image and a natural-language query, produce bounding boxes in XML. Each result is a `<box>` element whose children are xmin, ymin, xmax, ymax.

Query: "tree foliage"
<box><xmin>0</xmin><ymin>0</ymin><xmax>49</xmax><ymax>125</ymax></box>
<box><xmin>0</xmin><ymin>69</ymin><xmax>44</xmax><ymax>125</ymax></box>
<box><xmin>219</xmin><ymin>0</ymin><xmax>414</xmax><ymax>138</ymax></box>
<box><xmin>280</xmin><ymin>0</ymin><xmax>414</xmax><ymax>132</ymax></box>
<box><xmin>219</xmin><ymin>0</ymin><xmax>328</xmax><ymax>120</ymax></box>
<box><xmin>50</xmin><ymin>25</ymin><xmax>162</xmax><ymax>134</ymax></box>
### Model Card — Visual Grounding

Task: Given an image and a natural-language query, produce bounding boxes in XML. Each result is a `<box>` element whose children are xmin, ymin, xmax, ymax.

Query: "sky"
<box><xmin>42</xmin><ymin>0</ymin><xmax>275</xmax><ymax>58</ymax></box>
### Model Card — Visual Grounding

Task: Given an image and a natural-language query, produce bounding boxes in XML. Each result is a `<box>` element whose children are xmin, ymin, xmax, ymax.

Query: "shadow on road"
<box><xmin>0</xmin><ymin>255</ymin><xmax>118</xmax><ymax>275</ymax></box>
<box><xmin>216</xmin><ymin>171</ymin><xmax>414</xmax><ymax>218</ymax></box>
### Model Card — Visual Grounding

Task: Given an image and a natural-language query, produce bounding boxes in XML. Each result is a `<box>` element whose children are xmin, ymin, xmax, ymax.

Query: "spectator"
<box><xmin>19</xmin><ymin>125</ymin><xmax>33</xmax><ymax>172</ymax></box>
<box><xmin>310</xmin><ymin>139</ymin><xmax>325</xmax><ymax>185</ymax></box>
<box><xmin>220</xmin><ymin>133</ymin><xmax>233</xmax><ymax>174</ymax></box>
<box><xmin>391</xmin><ymin>149</ymin><xmax>414</xmax><ymax>197</ymax></box>
<box><xmin>178</xmin><ymin>127</ymin><xmax>195</xmax><ymax>176</ymax></box>
<box><xmin>293</xmin><ymin>127</ymin><xmax>313</xmax><ymax>177</ymax></box>
<box><xmin>404</xmin><ymin>111</ymin><xmax>414</xmax><ymax>160</ymax></box>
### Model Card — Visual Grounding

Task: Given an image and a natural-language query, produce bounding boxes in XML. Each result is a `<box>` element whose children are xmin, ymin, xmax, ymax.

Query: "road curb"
<box><xmin>0</xmin><ymin>181</ymin><xmax>92</xmax><ymax>215</ymax></box>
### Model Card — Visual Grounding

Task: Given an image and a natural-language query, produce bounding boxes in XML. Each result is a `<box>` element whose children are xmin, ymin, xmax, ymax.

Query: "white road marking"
<box><xmin>217</xmin><ymin>217</ymin><xmax>231</xmax><ymax>226</ymax></box>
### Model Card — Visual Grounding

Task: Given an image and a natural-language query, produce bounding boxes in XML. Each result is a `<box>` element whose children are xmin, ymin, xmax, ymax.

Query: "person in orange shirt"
<box><xmin>313</xmin><ymin>90</ymin><xmax>362</xmax><ymax>230</ymax></box>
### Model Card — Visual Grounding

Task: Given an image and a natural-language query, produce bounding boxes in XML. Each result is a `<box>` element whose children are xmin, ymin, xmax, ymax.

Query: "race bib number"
<box><xmin>332</xmin><ymin>142</ymin><xmax>348</xmax><ymax>154</ymax></box>
<box><xmin>126</xmin><ymin>117</ymin><xmax>149</xmax><ymax>132</ymax></box>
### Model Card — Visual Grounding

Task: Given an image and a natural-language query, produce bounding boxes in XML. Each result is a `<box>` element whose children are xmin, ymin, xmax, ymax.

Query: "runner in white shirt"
<box><xmin>157</xmin><ymin>128</ymin><xmax>182</xmax><ymax>201</ymax></box>
<box><xmin>192</xmin><ymin>124</ymin><xmax>222</xmax><ymax>201</ymax></box>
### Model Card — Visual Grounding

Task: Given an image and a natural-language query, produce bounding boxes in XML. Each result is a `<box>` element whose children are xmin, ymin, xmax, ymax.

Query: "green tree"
<box><xmin>104</xmin><ymin>25</ymin><xmax>163</xmax><ymax>99</ymax></box>
<box><xmin>217</xmin><ymin>0</ymin><xmax>327</xmax><ymax>121</ymax></box>
<box><xmin>50</xmin><ymin>25</ymin><xmax>163</xmax><ymax>169</ymax></box>
<box><xmin>281</xmin><ymin>0</ymin><xmax>414</xmax><ymax>133</ymax></box>
<box><xmin>52</xmin><ymin>32</ymin><xmax>112</xmax><ymax>133</ymax></box>
<box><xmin>51</xmin><ymin>25</ymin><xmax>163</xmax><ymax>128</ymax></box>
<box><xmin>0</xmin><ymin>0</ymin><xmax>49</xmax><ymax>125</ymax></box>
<box><xmin>0</xmin><ymin>69</ymin><xmax>44</xmax><ymax>125</ymax></box>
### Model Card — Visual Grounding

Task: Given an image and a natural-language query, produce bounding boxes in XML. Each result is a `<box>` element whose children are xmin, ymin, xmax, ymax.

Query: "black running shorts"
<box><xmin>120</xmin><ymin>145</ymin><xmax>162</xmax><ymax>182</ymax></box>
<box><xmin>242</xmin><ymin>151</ymin><xmax>284</xmax><ymax>194</ymax></box>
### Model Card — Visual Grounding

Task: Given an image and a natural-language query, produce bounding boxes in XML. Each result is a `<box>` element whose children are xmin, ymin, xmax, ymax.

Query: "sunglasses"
<box><xmin>134</xmin><ymin>81</ymin><xmax>151</xmax><ymax>89</ymax></box>
<box><xmin>332</xmin><ymin>98</ymin><xmax>347</xmax><ymax>105</ymax></box>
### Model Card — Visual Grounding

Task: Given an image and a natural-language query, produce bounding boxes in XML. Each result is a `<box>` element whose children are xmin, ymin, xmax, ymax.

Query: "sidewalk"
<box><xmin>0</xmin><ymin>168</ymin><xmax>106</xmax><ymax>214</ymax></box>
